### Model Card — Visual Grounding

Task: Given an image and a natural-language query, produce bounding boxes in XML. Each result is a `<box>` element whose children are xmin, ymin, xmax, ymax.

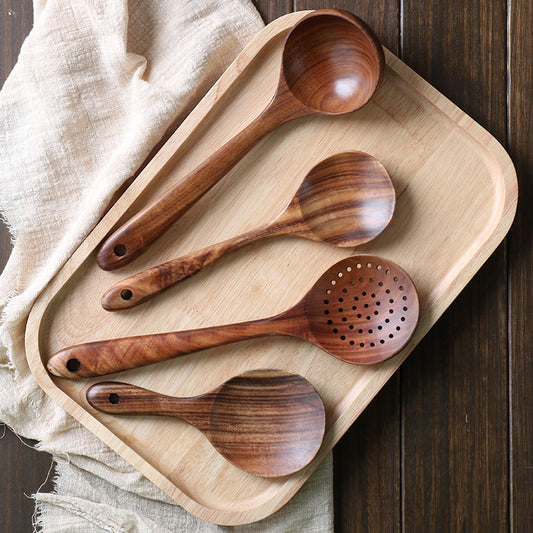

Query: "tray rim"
<box><xmin>24</xmin><ymin>10</ymin><xmax>518</xmax><ymax>525</ymax></box>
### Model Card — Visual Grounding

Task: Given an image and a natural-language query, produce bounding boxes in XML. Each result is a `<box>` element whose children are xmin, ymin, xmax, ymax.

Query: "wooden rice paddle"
<box><xmin>96</xmin><ymin>9</ymin><xmax>385</xmax><ymax>270</ymax></box>
<box><xmin>86</xmin><ymin>370</ymin><xmax>326</xmax><ymax>477</ymax></box>
<box><xmin>47</xmin><ymin>255</ymin><xmax>419</xmax><ymax>378</ymax></box>
<box><xmin>101</xmin><ymin>151</ymin><xmax>396</xmax><ymax>310</ymax></box>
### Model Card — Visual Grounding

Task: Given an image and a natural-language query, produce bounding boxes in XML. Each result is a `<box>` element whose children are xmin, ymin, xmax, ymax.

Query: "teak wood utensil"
<box><xmin>101</xmin><ymin>151</ymin><xmax>396</xmax><ymax>310</ymax></box>
<box><xmin>47</xmin><ymin>255</ymin><xmax>419</xmax><ymax>378</ymax></box>
<box><xmin>86</xmin><ymin>370</ymin><xmax>326</xmax><ymax>477</ymax></box>
<box><xmin>95</xmin><ymin>9</ymin><xmax>385</xmax><ymax>270</ymax></box>
<box><xmin>27</xmin><ymin>9</ymin><xmax>518</xmax><ymax>523</ymax></box>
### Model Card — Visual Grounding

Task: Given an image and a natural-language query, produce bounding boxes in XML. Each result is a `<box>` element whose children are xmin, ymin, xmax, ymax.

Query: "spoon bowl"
<box><xmin>295</xmin><ymin>151</ymin><xmax>395</xmax><ymax>246</ymax></box>
<box><xmin>86</xmin><ymin>370</ymin><xmax>326</xmax><ymax>477</ymax></box>
<box><xmin>101</xmin><ymin>151</ymin><xmax>395</xmax><ymax>310</ymax></box>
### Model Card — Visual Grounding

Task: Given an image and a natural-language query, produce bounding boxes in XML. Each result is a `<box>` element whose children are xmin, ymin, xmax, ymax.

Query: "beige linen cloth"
<box><xmin>0</xmin><ymin>1</ymin><xmax>334</xmax><ymax>531</ymax></box>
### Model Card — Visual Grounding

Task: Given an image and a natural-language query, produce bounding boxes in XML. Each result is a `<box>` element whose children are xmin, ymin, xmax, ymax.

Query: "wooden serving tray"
<box><xmin>25</xmin><ymin>11</ymin><xmax>517</xmax><ymax>525</ymax></box>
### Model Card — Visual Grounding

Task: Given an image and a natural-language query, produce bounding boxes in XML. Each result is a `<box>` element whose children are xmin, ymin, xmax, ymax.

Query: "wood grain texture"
<box><xmin>4</xmin><ymin>1</ymin><xmax>532</xmax><ymax>530</ymax></box>
<box><xmin>86</xmin><ymin>370</ymin><xmax>326</xmax><ymax>477</ymax></box>
<box><xmin>47</xmin><ymin>255</ymin><xmax>419</xmax><ymax>377</ymax></box>
<box><xmin>101</xmin><ymin>151</ymin><xmax>395</xmax><ymax>310</ymax></box>
<box><xmin>23</xmin><ymin>11</ymin><xmax>517</xmax><ymax>524</ymax></box>
<box><xmin>252</xmin><ymin>0</ymin><xmax>291</xmax><ymax>23</ymax></box>
<box><xmin>95</xmin><ymin>9</ymin><xmax>385</xmax><ymax>270</ymax></box>
<box><xmin>0</xmin><ymin>428</ymin><xmax>54</xmax><ymax>532</ymax></box>
<box><xmin>292</xmin><ymin>3</ymin><xmax>404</xmax><ymax>531</ymax></box>
<box><xmin>400</xmin><ymin>1</ymin><xmax>509</xmax><ymax>531</ymax></box>
<box><xmin>508</xmin><ymin>0</ymin><xmax>533</xmax><ymax>530</ymax></box>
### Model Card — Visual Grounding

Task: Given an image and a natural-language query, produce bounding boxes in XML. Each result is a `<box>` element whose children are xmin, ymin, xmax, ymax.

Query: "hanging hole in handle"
<box><xmin>66</xmin><ymin>358</ymin><xmax>81</xmax><ymax>372</ymax></box>
<box><xmin>114</xmin><ymin>244</ymin><xmax>127</xmax><ymax>257</ymax></box>
<box><xmin>108</xmin><ymin>393</ymin><xmax>120</xmax><ymax>404</ymax></box>
<box><xmin>121</xmin><ymin>289</ymin><xmax>133</xmax><ymax>301</ymax></box>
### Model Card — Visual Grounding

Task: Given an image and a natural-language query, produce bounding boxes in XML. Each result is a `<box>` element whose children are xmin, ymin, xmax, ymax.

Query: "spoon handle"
<box><xmin>86</xmin><ymin>381</ymin><xmax>212</xmax><ymax>431</ymax></box>
<box><xmin>46</xmin><ymin>307</ymin><xmax>306</xmax><ymax>378</ymax></box>
<box><xmin>96</xmin><ymin>87</ymin><xmax>308</xmax><ymax>271</ymax></box>
<box><xmin>101</xmin><ymin>210</ymin><xmax>302</xmax><ymax>310</ymax></box>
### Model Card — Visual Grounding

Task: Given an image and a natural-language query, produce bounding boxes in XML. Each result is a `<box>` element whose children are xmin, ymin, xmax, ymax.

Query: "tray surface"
<box><xmin>25</xmin><ymin>11</ymin><xmax>517</xmax><ymax>525</ymax></box>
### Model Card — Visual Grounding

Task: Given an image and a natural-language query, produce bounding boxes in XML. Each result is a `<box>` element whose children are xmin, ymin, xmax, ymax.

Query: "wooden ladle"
<box><xmin>101</xmin><ymin>152</ymin><xmax>396</xmax><ymax>310</ymax></box>
<box><xmin>86</xmin><ymin>370</ymin><xmax>326</xmax><ymax>477</ymax></box>
<box><xmin>47</xmin><ymin>255</ymin><xmax>419</xmax><ymax>378</ymax></box>
<box><xmin>96</xmin><ymin>9</ymin><xmax>385</xmax><ymax>270</ymax></box>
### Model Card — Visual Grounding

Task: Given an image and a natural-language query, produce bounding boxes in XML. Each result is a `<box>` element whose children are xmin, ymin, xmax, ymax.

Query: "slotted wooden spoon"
<box><xmin>101</xmin><ymin>151</ymin><xmax>396</xmax><ymax>310</ymax></box>
<box><xmin>96</xmin><ymin>9</ymin><xmax>385</xmax><ymax>270</ymax></box>
<box><xmin>47</xmin><ymin>255</ymin><xmax>419</xmax><ymax>378</ymax></box>
<box><xmin>86</xmin><ymin>370</ymin><xmax>326</xmax><ymax>477</ymax></box>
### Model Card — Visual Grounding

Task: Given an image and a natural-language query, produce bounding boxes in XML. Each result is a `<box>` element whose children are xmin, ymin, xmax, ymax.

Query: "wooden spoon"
<box><xmin>101</xmin><ymin>151</ymin><xmax>396</xmax><ymax>310</ymax></box>
<box><xmin>86</xmin><ymin>370</ymin><xmax>325</xmax><ymax>477</ymax></box>
<box><xmin>96</xmin><ymin>9</ymin><xmax>385</xmax><ymax>270</ymax></box>
<box><xmin>47</xmin><ymin>255</ymin><xmax>419</xmax><ymax>378</ymax></box>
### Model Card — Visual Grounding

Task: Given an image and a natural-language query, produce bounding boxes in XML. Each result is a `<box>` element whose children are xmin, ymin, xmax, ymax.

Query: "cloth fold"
<box><xmin>0</xmin><ymin>0</ymin><xmax>334</xmax><ymax>530</ymax></box>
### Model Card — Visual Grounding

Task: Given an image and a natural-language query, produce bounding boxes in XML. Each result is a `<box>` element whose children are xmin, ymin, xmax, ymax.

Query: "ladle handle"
<box><xmin>46</xmin><ymin>308</ymin><xmax>305</xmax><ymax>378</ymax></box>
<box><xmin>101</xmin><ymin>217</ymin><xmax>297</xmax><ymax>311</ymax></box>
<box><xmin>96</xmin><ymin>87</ymin><xmax>309</xmax><ymax>271</ymax></box>
<box><xmin>86</xmin><ymin>381</ymin><xmax>211</xmax><ymax>431</ymax></box>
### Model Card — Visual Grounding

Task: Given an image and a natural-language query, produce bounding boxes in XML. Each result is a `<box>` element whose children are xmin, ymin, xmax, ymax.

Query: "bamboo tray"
<box><xmin>25</xmin><ymin>11</ymin><xmax>517</xmax><ymax>525</ymax></box>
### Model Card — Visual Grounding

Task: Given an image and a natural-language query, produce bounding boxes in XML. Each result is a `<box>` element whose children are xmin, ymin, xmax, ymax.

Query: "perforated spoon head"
<box><xmin>293</xmin><ymin>151</ymin><xmax>395</xmax><ymax>246</ymax></box>
<box><xmin>303</xmin><ymin>255</ymin><xmax>419</xmax><ymax>364</ymax></box>
<box><xmin>281</xmin><ymin>9</ymin><xmax>385</xmax><ymax>114</ymax></box>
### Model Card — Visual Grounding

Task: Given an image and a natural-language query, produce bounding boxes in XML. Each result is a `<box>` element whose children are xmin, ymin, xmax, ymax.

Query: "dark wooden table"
<box><xmin>2</xmin><ymin>1</ymin><xmax>531</xmax><ymax>531</ymax></box>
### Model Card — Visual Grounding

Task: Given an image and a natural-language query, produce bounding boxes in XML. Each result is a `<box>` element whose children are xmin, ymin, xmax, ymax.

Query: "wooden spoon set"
<box><xmin>47</xmin><ymin>10</ymin><xmax>420</xmax><ymax>478</ymax></box>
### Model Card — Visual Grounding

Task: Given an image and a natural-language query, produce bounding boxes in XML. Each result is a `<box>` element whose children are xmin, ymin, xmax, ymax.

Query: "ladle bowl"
<box><xmin>281</xmin><ymin>11</ymin><xmax>383</xmax><ymax>113</ymax></box>
<box><xmin>96</xmin><ymin>9</ymin><xmax>385</xmax><ymax>270</ymax></box>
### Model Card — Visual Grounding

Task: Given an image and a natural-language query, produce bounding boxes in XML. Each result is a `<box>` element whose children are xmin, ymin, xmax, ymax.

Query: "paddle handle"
<box><xmin>86</xmin><ymin>381</ymin><xmax>212</xmax><ymax>430</ymax></box>
<box><xmin>46</xmin><ymin>308</ymin><xmax>306</xmax><ymax>378</ymax></box>
<box><xmin>96</xmin><ymin>86</ymin><xmax>308</xmax><ymax>271</ymax></box>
